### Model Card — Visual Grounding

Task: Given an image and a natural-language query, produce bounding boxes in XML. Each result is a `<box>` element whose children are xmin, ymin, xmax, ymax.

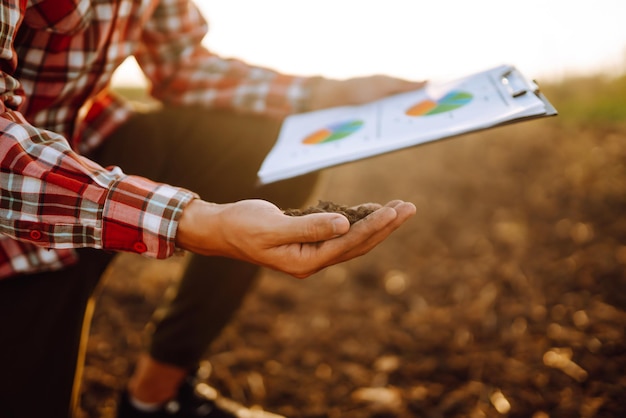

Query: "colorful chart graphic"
<box><xmin>302</xmin><ymin>119</ymin><xmax>364</xmax><ymax>145</ymax></box>
<box><xmin>406</xmin><ymin>90</ymin><xmax>473</xmax><ymax>116</ymax></box>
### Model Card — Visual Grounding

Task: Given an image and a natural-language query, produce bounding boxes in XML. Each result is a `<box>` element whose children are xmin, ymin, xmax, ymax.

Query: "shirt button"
<box><xmin>133</xmin><ymin>241</ymin><xmax>147</xmax><ymax>253</ymax></box>
<box><xmin>29</xmin><ymin>230</ymin><xmax>42</xmax><ymax>240</ymax></box>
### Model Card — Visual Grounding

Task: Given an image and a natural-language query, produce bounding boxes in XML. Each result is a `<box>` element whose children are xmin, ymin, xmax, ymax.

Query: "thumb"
<box><xmin>279</xmin><ymin>213</ymin><xmax>350</xmax><ymax>243</ymax></box>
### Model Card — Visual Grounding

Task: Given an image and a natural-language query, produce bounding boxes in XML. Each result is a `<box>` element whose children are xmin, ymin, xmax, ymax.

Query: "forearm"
<box><xmin>0</xmin><ymin>111</ymin><xmax>196</xmax><ymax>258</ymax></box>
<box><xmin>137</xmin><ymin>1</ymin><xmax>312</xmax><ymax>117</ymax></box>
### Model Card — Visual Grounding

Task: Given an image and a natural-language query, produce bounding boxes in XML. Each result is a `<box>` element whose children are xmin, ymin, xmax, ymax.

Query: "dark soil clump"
<box><xmin>283</xmin><ymin>200</ymin><xmax>376</xmax><ymax>225</ymax></box>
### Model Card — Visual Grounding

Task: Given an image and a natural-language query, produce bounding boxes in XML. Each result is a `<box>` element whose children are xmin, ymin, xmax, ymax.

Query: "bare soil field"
<box><xmin>80</xmin><ymin>97</ymin><xmax>626</xmax><ymax>417</ymax></box>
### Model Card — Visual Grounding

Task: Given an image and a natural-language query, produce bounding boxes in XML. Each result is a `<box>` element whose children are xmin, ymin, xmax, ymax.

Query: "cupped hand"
<box><xmin>176</xmin><ymin>199</ymin><xmax>416</xmax><ymax>278</ymax></box>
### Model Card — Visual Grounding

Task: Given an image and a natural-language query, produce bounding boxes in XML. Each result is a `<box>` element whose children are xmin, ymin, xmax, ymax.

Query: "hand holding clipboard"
<box><xmin>258</xmin><ymin>65</ymin><xmax>557</xmax><ymax>185</ymax></box>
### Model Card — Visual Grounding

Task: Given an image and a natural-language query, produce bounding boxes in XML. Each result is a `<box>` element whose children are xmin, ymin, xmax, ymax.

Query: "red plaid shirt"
<box><xmin>0</xmin><ymin>0</ymin><xmax>312</xmax><ymax>279</ymax></box>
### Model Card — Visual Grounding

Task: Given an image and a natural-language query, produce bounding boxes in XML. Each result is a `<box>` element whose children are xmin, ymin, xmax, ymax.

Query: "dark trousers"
<box><xmin>0</xmin><ymin>107</ymin><xmax>319</xmax><ymax>417</ymax></box>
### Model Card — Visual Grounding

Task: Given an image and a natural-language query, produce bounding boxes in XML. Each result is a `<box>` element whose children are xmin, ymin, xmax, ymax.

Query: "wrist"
<box><xmin>304</xmin><ymin>76</ymin><xmax>340</xmax><ymax>111</ymax></box>
<box><xmin>175</xmin><ymin>199</ymin><xmax>222</xmax><ymax>254</ymax></box>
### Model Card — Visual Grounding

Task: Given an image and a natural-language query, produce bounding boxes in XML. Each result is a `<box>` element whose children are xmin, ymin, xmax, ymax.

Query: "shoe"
<box><xmin>116</xmin><ymin>375</ymin><xmax>284</xmax><ymax>418</ymax></box>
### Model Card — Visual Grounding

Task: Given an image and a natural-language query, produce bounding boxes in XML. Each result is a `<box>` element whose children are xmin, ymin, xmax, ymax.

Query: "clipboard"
<box><xmin>257</xmin><ymin>64</ymin><xmax>558</xmax><ymax>185</ymax></box>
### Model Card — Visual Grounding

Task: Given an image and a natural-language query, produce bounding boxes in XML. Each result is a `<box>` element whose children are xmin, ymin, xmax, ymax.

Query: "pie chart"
<box><xmin>406</xmin><ymin>90</ymin><xmax>473</xmax><ymax>116</ymax></box>
<box><xmin>302</xmin><ymin>119</ymin><xmax>364</xmax><ymax>145</ymax></box>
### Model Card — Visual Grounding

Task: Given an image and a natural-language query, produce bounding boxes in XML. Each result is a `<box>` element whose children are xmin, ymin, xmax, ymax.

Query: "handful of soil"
<box><xmin>283</xmin><ymin>200</ymin><xmax>376</xmax><ymax>225</ymax></box>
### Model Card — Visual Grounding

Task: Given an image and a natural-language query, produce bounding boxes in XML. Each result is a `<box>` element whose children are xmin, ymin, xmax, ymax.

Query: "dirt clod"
<box><xmin>283</xmin><ymin>200</ymin><xmax>375</xmax><ymax>225</ymax></box>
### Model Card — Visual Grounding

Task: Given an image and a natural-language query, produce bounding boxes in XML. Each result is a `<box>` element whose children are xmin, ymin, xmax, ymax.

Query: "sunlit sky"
<box><xmin>113</xmin><ymin>1</ymin><xmax>626</xmax><ymax>86</ymax></box>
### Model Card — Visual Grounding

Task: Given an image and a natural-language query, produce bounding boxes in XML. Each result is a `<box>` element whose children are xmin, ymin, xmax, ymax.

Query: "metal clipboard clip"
<box><xmin>501</xmin><ymin>68</ymin><xmax>540</xmax><ymax>98</ymax></box>
<box><xmin>500</xmin><ymin>65</ymin><xmax>558</xmax><ymax>116</ymax></box>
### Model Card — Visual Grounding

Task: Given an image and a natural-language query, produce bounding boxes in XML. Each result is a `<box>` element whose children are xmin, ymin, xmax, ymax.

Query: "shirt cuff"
<box><xmin>101</xmin><ymin>175</ymin><xmax>198</xmax><ymax>258</ymax></box>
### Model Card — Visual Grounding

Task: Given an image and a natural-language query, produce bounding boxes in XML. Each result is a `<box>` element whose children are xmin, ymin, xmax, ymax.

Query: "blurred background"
<box><xmin>113</xmin><ymin>1</ymin><xmax>626</xmax><ymax>85</ymax></box>
<box><xmin>84</xmin><ymin>2</ymin><xmax>626</xmax><ymax>418</ymax></box>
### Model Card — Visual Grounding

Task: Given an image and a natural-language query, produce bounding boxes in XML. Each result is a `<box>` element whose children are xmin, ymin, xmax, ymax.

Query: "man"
<box><xmin>0</xmin><ymin>1</ymin><xmax>420</xmax><ymax>417</ymax></box>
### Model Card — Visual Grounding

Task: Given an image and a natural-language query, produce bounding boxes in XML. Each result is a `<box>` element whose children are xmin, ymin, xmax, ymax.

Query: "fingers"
<box><xmin>329</xmin><ymin>201</ymin><xmax>416</xmax><ymax>263</ymax></box>
<box><xmin>288</xmin><ymin>201</ymin><xmax>416</xmax><ymax>275</ymax></box>
<box><xmin>297</xmin><ymin>201</ymin><xmax>404</xmax><ymax>244</ymax></box>
<box><xmin>357</xmin><ymin>201</ymin><xmax>416</xmax><ymax>249</ymax></box>
<box><xmin>276</xmin><ymin>212</ymin><xmax>351</xmax><ymax>243</ymax></box>
<box><xmin>385</xmin><ymin>199</ymin><xmax>417</xmax><ymax>214</ymax></box>
<box><xmin>349</xmin><ymin>202</ymin><xmax>382</xmax><ymax>212</ymax></box>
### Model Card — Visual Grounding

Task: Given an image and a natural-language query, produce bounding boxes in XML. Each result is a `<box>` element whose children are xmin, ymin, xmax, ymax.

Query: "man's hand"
<box><xmin>176</xmin><ymin>199</ymin><xmax>416</xmax><ymax>278</ymax></box>
<box><xmin>308</xmin><ymin>75</ymin><xmax>426</xmax><ymax>111</ymax></box>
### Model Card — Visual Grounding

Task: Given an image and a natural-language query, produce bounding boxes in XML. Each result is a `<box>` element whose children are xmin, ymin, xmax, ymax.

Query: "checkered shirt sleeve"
<box><xmin>135</xmin><ymin>0</ymin><xmax>311</xmax><ymax>116</ymax></box>
<box><xmin>0</xmin><ymin>109</ymin><xmax>197</xmax><ymax>273</ymax></box>
<box><xmin>0</xmin><ymin>0</ymin><xmax>197</xmax><ymax>277</ymax></box>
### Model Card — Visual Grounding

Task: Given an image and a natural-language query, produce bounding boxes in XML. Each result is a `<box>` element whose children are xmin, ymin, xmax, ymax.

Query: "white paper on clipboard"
<box><xmin>257</xmin><ymin>64</ymin><xmax>557</xmax><ymax>185</ymax></box>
